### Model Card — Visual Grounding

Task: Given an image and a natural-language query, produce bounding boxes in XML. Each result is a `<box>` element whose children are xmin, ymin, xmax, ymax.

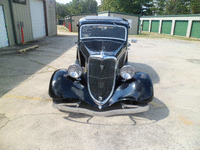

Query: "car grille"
<box><xmin>88</xmin><ymin>56</ymin><xmax>116</xmax><ymax>103</ymax></box>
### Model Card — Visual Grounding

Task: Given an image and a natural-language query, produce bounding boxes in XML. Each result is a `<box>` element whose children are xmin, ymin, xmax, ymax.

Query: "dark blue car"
<box><xmin>49</xmin><ymin>16</ymin><xmax>153</xmax><ymax>116</ymax></box>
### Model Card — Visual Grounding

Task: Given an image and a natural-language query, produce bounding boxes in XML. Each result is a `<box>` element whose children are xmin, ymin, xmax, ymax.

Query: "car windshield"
<box><xmin>80</xmin><ymin>24</ymin><xmax>126</xmax><ymax>41</ymax></box>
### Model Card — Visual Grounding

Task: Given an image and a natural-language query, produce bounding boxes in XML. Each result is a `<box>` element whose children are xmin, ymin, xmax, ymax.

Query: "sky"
<box><xmin>56</xmin><ymin>0</ymin><xmax>101</xmax><ymax>6</ymax></box>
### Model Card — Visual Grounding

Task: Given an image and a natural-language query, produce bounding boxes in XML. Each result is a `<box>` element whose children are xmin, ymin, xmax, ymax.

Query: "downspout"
<box><xmin>43</xmin><ymin>0</ymin><xmax>48</xmax><ymax>36</ymax></box>
<box><xmin>70</xmin><ymin>15</ymin><xmax>72</xmax><ymax>32</ymax></box>
<box><xmin>137</xmin><ymin>16</ymin><xmax>140</xmax><ymax>34</ymax></box>
<box><xmin>8</xmin><ymin>0</ymin><xmax>18</xmax><ymax>45</ymax></box>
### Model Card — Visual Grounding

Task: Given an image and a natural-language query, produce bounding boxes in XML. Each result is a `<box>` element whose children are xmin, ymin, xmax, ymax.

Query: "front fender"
<box><xmin>49</xmin><ymin>69</ymin><xmax>96</xmax><ymax>106</ymax></box>
<box><xmin>108</xmin><ymin>72</ymin><xmax>154</xmax><ymax>106</ymax></box>
<box><xmin>49</xmin><ymin>70</ymin><xmax>153</xmax><ymax>108</ymax></box>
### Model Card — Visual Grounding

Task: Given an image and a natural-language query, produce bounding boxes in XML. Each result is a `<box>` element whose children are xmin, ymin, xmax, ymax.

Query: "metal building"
<box><xmin>140</xmin><ymin>14</ymin><xmax>200</xmax><ymax>38</ymax></box>
<box><xmin>0</xmin><ymin>0</ymin><xmax>57</xmax><ymax>48</ymax></box>
<box><xmin>65</xmin><ymin>13</ymin><xmax>97</xmax><ymax>32</ymax></box>
<box><xmin>65</xmin><ymin>11</ymin><xmax>139</xmax><ymax>35</ymax></box>
<box><xmin>98</xmin><ymin>11</ymin><xmax>139</xmax><ymax>35</ymax></box>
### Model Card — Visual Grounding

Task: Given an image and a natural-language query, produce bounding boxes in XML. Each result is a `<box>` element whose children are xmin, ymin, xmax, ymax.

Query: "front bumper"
<box><xmin>53</xmin><ymin>102</ymin><xmax>149</xmax><ymax>116</ymax></box>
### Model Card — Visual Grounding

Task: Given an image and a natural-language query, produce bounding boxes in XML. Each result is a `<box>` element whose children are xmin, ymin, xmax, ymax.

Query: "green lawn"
<box><xmin>57</xmin><ymin>25</ymin><xmax>69</xmax><ymax>32</ymax></box>
<box><xmin>129</xmin><ymin>31</ymin><xmax>200</xmax><ymax>41</ymax></box>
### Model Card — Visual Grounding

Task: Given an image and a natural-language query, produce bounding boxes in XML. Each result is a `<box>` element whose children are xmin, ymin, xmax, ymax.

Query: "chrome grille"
<box><xmin>88</xmin><ymin>56</ymin><xmax>116</xmax><ymax>105</ymax></box>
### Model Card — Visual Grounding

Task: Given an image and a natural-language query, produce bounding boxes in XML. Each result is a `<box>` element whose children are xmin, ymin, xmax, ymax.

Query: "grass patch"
<box><xmin>57</xmin><ymin>25</ymin><xmax>69</xmax><ymax>32</ymax></box>
<box><xmin>129</xmin><ymin>31</ymin><xmax>200</xmax><ymax>42</ymax></box>
<box><xmin>57</xmin><ymin>25</ymin><xmax>78</xmax><ymax>34</ymax></box>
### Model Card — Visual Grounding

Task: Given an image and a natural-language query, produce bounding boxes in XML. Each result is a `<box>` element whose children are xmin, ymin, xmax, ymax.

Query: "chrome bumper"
<box><xmin>53</xmin><ymin>103</ymin><xmax>149</xmax><ymax>117</ymax></box>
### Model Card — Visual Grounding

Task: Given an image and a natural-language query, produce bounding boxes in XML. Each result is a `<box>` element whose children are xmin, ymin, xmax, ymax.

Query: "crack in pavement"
<box><xmin>0</xmin><ymin>114</ymin><xmax>9</xmax><ymax>130</ymax></box>
<box><xmin>0</xmin><ymin>113</ymin><xmax>63</xmax><ymax>130</ymax></box>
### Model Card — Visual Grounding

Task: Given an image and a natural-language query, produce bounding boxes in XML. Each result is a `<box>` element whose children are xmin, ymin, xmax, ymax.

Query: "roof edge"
<box><xmin>98</xmin><ymin>11</ymin><xmax>139</xmax><ymax>17</ymax></box>
<box><xmin>140</xmin><ymin>14</ymin><xmax>200</xmax><ymax>18</ymax></box>
<box><xmin>70</xmin><ymin>13</ymin><xmax>98</xmax><ymax>17</ymax></box>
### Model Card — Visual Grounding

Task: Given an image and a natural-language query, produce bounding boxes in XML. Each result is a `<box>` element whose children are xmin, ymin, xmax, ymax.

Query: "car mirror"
<box><xmin>128</xmin><ymin>43</ymin><xmax>131</xmax><ymax>47</ymax></box>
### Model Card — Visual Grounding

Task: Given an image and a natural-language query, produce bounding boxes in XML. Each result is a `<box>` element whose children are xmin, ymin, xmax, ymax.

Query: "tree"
<box><xmin>56</xmin><ymin>2</ymin><xmax>70</xmax><ymax>19</ymax></box>
<box><xmin>85</xmin><ymin>0</ymin><xmax>98</xmax><ymax>13</ymax></box>
<box><xmin>151</xmin><ymin>0</ymin><xmax>166</xmax><ymax>15</ymax></box>
<box><xmin>165</xmin><ymin>0</ymin><xmax>191</xmax><ymax>15</ymax></box>
<box><xmin>190</xmin><ymin>0</ymin><xmax>200</xmax><ymax>14</ymax></box>
<box><xmin>67</xmin><ymin>0</ymin><xmax>98</xmax><ymax>15</ymax></box>
<box><xmin>141</xmin><ymin>0</ymin><xmax>154</xmax><ymax>15</ymax></box>
<box><xmin>56</xmin><ymin>0</ymin><xmax>98</xmax><ymax>17</ymax></box>
<box><xmin>101</xmin><ymin>0</ymin><xmax>153</xmax><ymax>15</ymax></box>
<box><xmin>101</xmin><ymin>0</ymin><xmax>117</xmax><ymax>12</ymax></box>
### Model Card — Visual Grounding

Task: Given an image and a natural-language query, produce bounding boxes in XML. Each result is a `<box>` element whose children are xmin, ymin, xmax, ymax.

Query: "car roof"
<box><xmin>79</xmin><ymin>16</ymin><xmax>129</xmax><ymax>27</ymax></box>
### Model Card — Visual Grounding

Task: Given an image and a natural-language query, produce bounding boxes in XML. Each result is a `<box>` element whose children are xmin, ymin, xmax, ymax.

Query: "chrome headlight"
<box><xmin>68</xmin><ymin>64</ymin><xmax>82</xmax><ymax>78</ymax></box>
<box><xmin>120</xmin><ymin>65</ymin><xmax>135</xmax><ymax>80</ymax></box>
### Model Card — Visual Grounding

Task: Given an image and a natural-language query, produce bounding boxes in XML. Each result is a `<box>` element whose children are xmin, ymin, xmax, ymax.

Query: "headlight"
<box><xmin>68</xmin><ymin>64</ymin><xmax>82</xmax><ymax>78</ymax></box>
<box><xmin>120</xmin><ymin>65</ymin><xmax>135</xmax><ymax>80</ymax></box>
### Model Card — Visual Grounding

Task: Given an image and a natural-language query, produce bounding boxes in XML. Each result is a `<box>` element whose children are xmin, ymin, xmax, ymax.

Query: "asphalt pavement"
<box><xmin>0</xmin><ymin>29</ymin><xmax>200</xmax><ymax>150</ymax></box>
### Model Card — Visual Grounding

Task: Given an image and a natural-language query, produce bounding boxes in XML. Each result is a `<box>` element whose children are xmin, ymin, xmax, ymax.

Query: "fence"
<box><xmin>140</xmin><ymin>14</ymin><xmax>200</xmax><ymax>38</ymax></box>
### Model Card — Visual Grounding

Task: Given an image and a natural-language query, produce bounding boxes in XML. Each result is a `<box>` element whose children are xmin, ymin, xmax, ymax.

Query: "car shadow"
<box><xmin>129</xmin><ymin>97</ymin><xmax>169</xmax><ymax>123</ymax></box>
<box><xmin>63</xmin><ymin>97</ymin><xmax>169</xmax><ymax>126</ymax></box>
<box><xmin>128</xmin><ymin>62</ymin><xmax>160</xmax><ymax>84</ymax></box>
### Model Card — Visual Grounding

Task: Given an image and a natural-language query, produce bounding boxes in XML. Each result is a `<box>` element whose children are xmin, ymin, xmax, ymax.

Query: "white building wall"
<box><xmin>46</xmin><ymin>0</ymin><xmax>57</xmax><ymax>36</ymax></box>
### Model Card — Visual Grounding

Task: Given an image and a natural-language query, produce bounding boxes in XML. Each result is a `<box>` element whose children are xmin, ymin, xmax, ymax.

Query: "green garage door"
<box><xmin>191</xmin><ymin>21</ymin><xmax>200</xmax><ymax>38</ymax></box>
<box><xmin>161</xmin><ymin>20</ymin><xmax>172</xmax><ymax>34</ymax></box>
<box><xmin>174</xmin><ymin>21</ymin><xmax>188</xmax><ymax>36</ymax></box>
<box><xmin>151</xmin><ymin>20</ymin><xmax>159</xmax><ymax>33</ymax></box>
<box><xmin>143</xmin><ymin>20</ymin><xmax>149</xmax><ymax>31</ymax></box>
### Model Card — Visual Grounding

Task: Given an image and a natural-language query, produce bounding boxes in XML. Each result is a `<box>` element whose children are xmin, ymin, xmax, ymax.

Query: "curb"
<box><xmin>18</xmin><ymin>45</ymin><xmax>39</xmax><ymax>53</ymax></box>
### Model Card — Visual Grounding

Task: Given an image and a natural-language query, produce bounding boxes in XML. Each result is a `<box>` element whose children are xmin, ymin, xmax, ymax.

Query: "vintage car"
<box><xmin>49</xmin><ymin>16</ymin><xmax>154</xmax><ymax>116</ymax></box>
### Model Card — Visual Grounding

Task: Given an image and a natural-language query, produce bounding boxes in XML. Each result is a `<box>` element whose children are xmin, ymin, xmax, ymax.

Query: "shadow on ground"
<box><xmin>0</xmin><ymin>35</ymin><xmax>77</xmax><ymax>97</ymax></box>
<box><xmin>128</xmin><ymin>62</ymin><xmax>160</xmax><ymax>84</ymax></box>
<box><xmin>63</xmin><ymin>97</ymin><xmax>169</xmax><ymax>126</ymax></box>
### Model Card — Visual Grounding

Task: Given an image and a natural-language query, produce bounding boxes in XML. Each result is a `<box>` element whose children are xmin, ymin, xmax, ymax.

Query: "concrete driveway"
<box><xmin>0</xmin><ymin>30</ymin><xmax>200</xmax><ymax>150</ymax></box>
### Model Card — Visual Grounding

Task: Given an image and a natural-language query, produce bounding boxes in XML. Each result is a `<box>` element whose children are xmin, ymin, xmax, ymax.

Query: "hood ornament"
<box><xmin>100</xmin><ymin>43</ymin><xmax>105</xmax><ymax>56</ymax></box>
<box><xmin>98</xmin><ymin>96</ymin><xmax>103</xmax><ymax>101</ymax></box>
<box><xmin>100</xmin><ymin>65</ymin><xmax>104</xmax><ymax>70</ymax></box>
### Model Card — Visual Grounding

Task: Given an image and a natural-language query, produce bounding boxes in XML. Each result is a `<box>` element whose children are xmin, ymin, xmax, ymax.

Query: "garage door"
<box><xmin>174</xmin><ymin>20</ymin><xmax>188</xmax><ymax>37</ymax></box>
<box><xmin>30</xmin><ymin>0</ymin><xmax>46</xmax><ymax>39</ymax></box>
<box><xmin>161</xmin><ymin>20</ymin><xmax>172</xmax><ymax>35</ymax></box>
<box><xmin>0</xmin><ymin>6</ymin><xmax>9</xmax><ymax>48</ymax></box>
<box><xmin>151</xmin><ymin>20</ymin><xmax>159</xmax><ymax>33</ymax></box>
<box><xmin>142</xmin><ymin>20</ymin><xmax>149</xmax><ymax>31</ymax></box>
<box><xmin>190</xmin><ymin>21</ymin><xmax>200</xmax><ymax>39</ymax></box>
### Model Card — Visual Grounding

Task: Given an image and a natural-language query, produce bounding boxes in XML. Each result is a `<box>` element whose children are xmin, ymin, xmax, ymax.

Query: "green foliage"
<box><xmin>56</xmin><ymin>0</ymin><xmax>200</xmax><ymax>17</ymax></box>
<box><xmin>191</xmin><ymin>0</ymin><xmax>200</xmax><ymax>14</ymax></box>
<box><xmin>151</xmin><ymin>0</ymin><xmax>199</xmax><ymax>15</ymax></box>
<box><xmin>151</xmin><ymin>0</ymin><xmax>166</xmax><ymax>15</ymax></box>
<box><xmin>56</xmin><ymin>0</ymin><xmax>98</xmax><ymax>18</ymax></box>
<box><xmin>101</xmin><ymin>0</ymin><xmax>153</xmax><ymax>15</ymax></box>
<box><xmin>56</xmin><ymin>2</ymin><xmax>70</xmax><ymax>18</ymax></box>
<box><xmin>165</xmin><ymin>0</ymin><xmax>191</xmax><ymax>15</ymax></box>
